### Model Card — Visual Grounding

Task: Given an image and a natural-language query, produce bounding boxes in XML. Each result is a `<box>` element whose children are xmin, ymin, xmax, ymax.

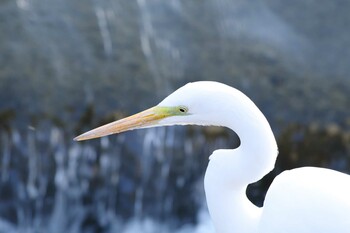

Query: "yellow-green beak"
<box><xmin>74</xmin><ymin>106</ymin><xmax>175</xmax><ymax>141</ymax></box>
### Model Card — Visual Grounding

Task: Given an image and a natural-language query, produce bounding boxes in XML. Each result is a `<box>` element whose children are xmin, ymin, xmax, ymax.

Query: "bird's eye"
<box><xmin>178</xmin><ymin>106</ymin><xmax>188</xmax><ymax>113</ymax></box>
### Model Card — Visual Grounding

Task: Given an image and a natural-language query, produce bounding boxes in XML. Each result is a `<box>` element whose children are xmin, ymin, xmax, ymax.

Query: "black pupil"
<box><xmin>179</xmin><ymin>108</ymin><xmax>185</xmax><ymax>112</ymax></box>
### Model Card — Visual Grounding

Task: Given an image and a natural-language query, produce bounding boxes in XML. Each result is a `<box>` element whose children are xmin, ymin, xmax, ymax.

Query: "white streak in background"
<box><xmin>119</xmin><ymin>208</ymin><xmax>214</xmax><ymax>233</ymax></box>
<box><xmin>0</xmin><ymin>126</ymin><xmax>215</xmax><ymax>233</ymax></box>
<box><xmin>137</xmin><ymin>0</ymin><xmax>154</xmax><ymax>34</ymax></box>
<box><xmin>140</xmin><ymin>33</ymin><xmax>152</xmax><ymax>63</ymax></box>
<box><xmin>16</xmin><ymin>0</ymin><xmax>29</xmax><ymax>10</ymax></box>
<box><xmin>0</xmin><ymin>207</ymin><xmax>215</xmax><ymax>233</ymax></box>
<box><xmin>137</xmin><ymin>0</ymin><xmax>163</xmax><ymax>94</ymax></box>
<box><xmin>212</xmin><ymin>0</ymin><xmax>307</xmax><ymax>56</ymax></box>
<box><xmin>0</xmin><ymin>218</ymin><xmax>16</xmax><ymax>233</ymax></box>
<box><xmin>95</xmin><ymin>6</ymin><xmax>113</xmax><ymax>57</ymax></box>
<box><xmin>170</xmin><ymin>0</ymin><xmax>182</xmax><ymax>12</ymax></box>
<box><xmin>137</xmin><ymin>0</ymin><xmax>185</xmax><ymax>95</ymax></box>
<box><xmin>27</xmin><ymin>132</ymin><xmax>39</xmax><ymax>199</ymax></box>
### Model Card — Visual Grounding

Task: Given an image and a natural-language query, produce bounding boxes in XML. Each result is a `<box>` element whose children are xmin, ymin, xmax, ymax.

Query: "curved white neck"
<box><xmin>204</xmin><ymin>102</ymin><xmax>278</xmax><ymax>233</ymax></box>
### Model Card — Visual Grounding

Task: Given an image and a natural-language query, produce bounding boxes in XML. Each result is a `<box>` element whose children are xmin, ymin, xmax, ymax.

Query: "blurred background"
<box><xmin>0</xmin><ymin>0</ymin><xmax>350</xmax><ymax>232</ymax></box>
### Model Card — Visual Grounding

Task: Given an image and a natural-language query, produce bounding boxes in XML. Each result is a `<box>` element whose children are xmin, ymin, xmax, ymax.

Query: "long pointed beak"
<box><xmin>74</xmin><ymin>106</ymin><xmax>168</xmax><ymax>141</ymax></box>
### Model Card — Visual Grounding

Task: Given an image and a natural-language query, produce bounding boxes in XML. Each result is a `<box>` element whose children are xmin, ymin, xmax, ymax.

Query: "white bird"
<box><xmin>75</xmin><ymin>81</ymin><xmax>350</xmax><ymax>233</ymax></box>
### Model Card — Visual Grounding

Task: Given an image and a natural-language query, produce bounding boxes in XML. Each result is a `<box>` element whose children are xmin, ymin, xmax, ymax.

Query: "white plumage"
<box><xmin>76</xmin><ymin>81</ymin><xmax>350</xmax><ymax>233</ymax></box>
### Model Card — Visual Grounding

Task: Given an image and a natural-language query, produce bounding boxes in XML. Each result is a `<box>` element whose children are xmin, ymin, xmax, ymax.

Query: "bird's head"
<box><xmin>74</xmin><ymin>81</ymin><xmax>250</xmax><ymax>141</ymax></box>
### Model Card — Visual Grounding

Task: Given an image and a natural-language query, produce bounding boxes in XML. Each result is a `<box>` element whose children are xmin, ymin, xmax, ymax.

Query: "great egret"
<box><xmin>75</xmin><ymin>81</ymin><xmax>350</xmax><ymax>233</ymax></box>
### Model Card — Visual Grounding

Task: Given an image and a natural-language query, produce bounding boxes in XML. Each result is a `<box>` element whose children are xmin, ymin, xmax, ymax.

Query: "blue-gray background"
<box><xmin>0</xmin><ymin>0</ymin><xmax>349</xmax><ymax>232</ymax></box>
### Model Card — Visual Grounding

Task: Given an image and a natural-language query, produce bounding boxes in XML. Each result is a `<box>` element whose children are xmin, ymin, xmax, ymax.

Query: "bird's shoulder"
<box><xmin>259</xmin><ymin>167</ymin><xmax>350</xmax><ymax>232</ymax></box>
<box><xmin>268</xmin><ymin>167</ymin><xmax>350</xmax><ymax>197</ymax></box>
